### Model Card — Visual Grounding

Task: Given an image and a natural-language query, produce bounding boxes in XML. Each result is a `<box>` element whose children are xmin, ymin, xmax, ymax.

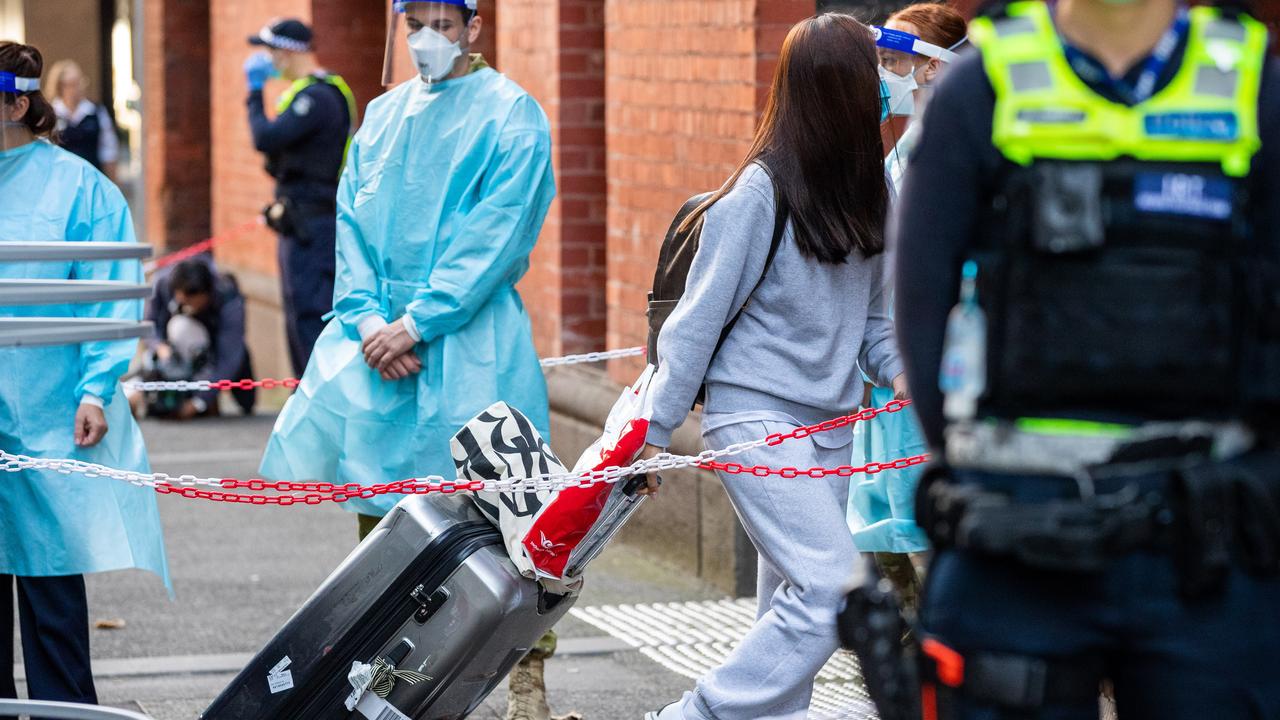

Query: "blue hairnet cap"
<box><xmin>394</xmin><ymin>0</ymin><xmax>479</xmax><ymax>11</ymax></box>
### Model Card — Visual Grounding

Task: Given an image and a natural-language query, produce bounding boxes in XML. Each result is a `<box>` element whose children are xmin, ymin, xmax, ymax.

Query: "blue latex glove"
<box><xmin>244</xmin><ymin>51</ymin><xmax>275</xmax><ymax>92</ymax></box>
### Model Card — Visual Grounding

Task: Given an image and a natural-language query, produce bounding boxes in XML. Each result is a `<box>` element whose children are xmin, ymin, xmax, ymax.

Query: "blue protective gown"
<box><xmin>260</xmin><ymin>68</ymin><xmax>556</xmax><ymax>517</ymax></box>
<box><xmin>0</xmin><ymin>140</ymin><xmax>169</xmax><ymax>584</ymax></box>
<box><xmin>847</xmin><ymin>125</ymin><xmax>930</xmax><ymax>554</ymax></box>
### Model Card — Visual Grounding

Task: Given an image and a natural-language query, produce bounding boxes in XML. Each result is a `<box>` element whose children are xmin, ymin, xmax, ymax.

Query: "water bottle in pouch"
<box><xmin>939</xmin><ymin>260</ymin><xmax>987</xmax><ymax>422</ymax></box>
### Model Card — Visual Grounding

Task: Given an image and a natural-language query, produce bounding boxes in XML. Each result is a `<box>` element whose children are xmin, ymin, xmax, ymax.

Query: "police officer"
<box><xmin>892</xmin><ymin>0</ymin><xmax>1280</xmax><ymax>716</ymax></box>
<box><xmin>243</xmin><ymin>18</ymin><xmax>357</xmax><ymax>376</ymax></box>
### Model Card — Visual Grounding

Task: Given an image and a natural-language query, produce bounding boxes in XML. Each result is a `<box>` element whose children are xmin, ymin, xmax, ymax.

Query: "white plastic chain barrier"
<box><xmin>0</xmin><ymin>434</ymin><xmax>770</xmax><ymax>496</ymax></box>
<box><xmin>123</xmin><ymin>346</ymin><xmax>647</xmax><ymax>393</ymax></box>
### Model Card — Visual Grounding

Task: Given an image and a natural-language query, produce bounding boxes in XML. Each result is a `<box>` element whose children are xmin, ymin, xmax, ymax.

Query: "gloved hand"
<box><xmin>244</xmin><ymin>51</ymin><xmax>275</xmax><ymax>92</ymax></box>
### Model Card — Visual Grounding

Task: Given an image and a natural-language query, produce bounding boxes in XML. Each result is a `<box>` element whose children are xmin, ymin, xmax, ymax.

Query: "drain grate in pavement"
<box><xmin>570</xmin><ymin>599</ymin><xmax>876</xmax><ymax>720</ymax></box>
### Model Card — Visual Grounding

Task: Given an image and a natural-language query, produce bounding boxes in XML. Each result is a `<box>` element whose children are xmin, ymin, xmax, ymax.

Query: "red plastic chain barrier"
<box><xmin>762</xmin><ymin>399</ymin><xmax>913</xmax><ymax>447</ymax></box>
<box><xmin>208</xmin><ymin>378</ymin><xmax>300</xmax><ymax>391</ymax></box>
<box><xmin>702</xmin><ymin>453</ymin><xmax>930</xmax><ymax>479</ymax></box>
<box><xmin>140</xmin><ymin>401</ymin><xmax>923</xmax><ymax>506</ymax></box>
<box><xmin>145</xmin><ymin>219</ymin><xmax>262</xmax><ymax>272</ymax></box>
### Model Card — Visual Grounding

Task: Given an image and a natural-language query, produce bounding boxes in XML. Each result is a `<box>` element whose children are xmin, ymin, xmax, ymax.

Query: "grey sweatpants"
<box><xmin>663</xmin><ymin>413</ymin><xmax>864</xmax><ymax>720</ymax></box>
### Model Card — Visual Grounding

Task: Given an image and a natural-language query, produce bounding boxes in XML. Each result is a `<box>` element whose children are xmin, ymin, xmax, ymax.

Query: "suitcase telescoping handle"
<box><xmin>622</xmin><ymin>474</ymin><xmax>660</xmax><ymax>496</ymax></box>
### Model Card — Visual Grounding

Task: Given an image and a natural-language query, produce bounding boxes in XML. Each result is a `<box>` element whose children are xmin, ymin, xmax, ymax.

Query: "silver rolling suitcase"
<box><xmin>203</xmin><ymin>494</ymin><xmax>576</xmax><ymax>720</ymax></box>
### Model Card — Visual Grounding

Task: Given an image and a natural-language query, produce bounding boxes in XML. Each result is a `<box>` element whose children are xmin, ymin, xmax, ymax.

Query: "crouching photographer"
<box><xmin>130</xmin><ymin>258</ymin><xmax>256</xmax><ymax>419</ymax></box>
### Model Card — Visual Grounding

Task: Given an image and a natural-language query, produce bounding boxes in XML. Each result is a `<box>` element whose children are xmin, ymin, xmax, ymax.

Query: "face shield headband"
<box><xmin>384</xmin><ymin>0</ymin><xmax>479</xmax><ymax>86</ymax></box>
<box><xmin>0</xmin><ymin>72</ymin><xmax>40</xmax><ymax>94</ymax></box>
<box><xmin>872</xmin><ymin>26</ymin><xmax>963</xmax><ymax>63</ymax></box>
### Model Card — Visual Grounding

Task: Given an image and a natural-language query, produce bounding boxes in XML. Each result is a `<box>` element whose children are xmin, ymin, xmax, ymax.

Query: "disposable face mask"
<box><xmin>407</xmin><ymin>26</ymin><xmax>463</xmax><ymax>83</ymax></box>
<box><xmin>879</xmin><ymin>64</ymin><xmax>919</xmax><ymax>117</ymax></box>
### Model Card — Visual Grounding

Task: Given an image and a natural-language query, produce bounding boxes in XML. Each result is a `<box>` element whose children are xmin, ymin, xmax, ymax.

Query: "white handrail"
<box><xmin>0</xmin><ymin>318</ymin><xmax>154</xmax><ymax>348</ymax></box>
<box><xmin>0</xmin><ymin>242</ymin><xmax>153</xmax><ymax>262</ymax></box>
<box><xmin>0</xmin><ymin>279</ymin><xmax>151</xmax><ymax>306</ymax></box>
<box><xmin>0</xmin><ymin>699</ymin><xmax>153</xmax><ymax>720</ymax></box>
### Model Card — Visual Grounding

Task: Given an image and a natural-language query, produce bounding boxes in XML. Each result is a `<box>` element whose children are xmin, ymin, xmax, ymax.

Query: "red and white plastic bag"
<box><xmin>450</xmin><ymin>366</ymin><xmax>656</xmax><ymax>588</ymax></box>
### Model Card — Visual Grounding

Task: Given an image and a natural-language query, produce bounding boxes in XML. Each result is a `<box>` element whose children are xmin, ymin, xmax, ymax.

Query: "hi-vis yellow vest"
<box><xmin>276</xmin><ymin>72</ymin><xmax>359</xmax><ymax>175</ymax></box>
<box><xmin>276</xmin><ymin>73</ymin><xmax>358</xmax><ymax>131</ymax></box>
<box><xmin>970</xmin><ymin>2</ymin><xmax>1268</xmax><ymax>177</ymax></box>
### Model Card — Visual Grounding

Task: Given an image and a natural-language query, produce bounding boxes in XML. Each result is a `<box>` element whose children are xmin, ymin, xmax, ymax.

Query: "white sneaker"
<box><xmin>644</xmin><ymin>702</ymin><xmax>679</xmax><ymax>720</ymax></box>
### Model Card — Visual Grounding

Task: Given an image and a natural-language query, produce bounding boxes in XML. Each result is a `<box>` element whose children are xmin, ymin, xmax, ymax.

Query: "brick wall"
<box><xmin>503</xmin><ymin>0</ymin><xmax>608</xmax><ymax>358</ymax></box>
<box><xmin>142</xmin><ymin>0</ymin><xmax>211</xmax><ymax>253</ymax></box>
<box><xmin>604</xmin><ymin>1</ymin><xmax>812</xmax><ymax>385</ymax></box>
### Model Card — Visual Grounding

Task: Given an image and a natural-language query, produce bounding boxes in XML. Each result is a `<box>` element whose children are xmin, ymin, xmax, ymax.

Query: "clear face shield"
<box><xmin>872</xmin><ymin>26</ymin><xmax>964</xmax><ymax>118</ymax></box>
<box><xmin>383</xmin><ymin>0</ymin><xmax>478</xmax><ymax>86</ymax></box>
<box><xmin>0</xmin><ymin>71</ymin><xmax>41</xmax><ymax>154</ymax></box>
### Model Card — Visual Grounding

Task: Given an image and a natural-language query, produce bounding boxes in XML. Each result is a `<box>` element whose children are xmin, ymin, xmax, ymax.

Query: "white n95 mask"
<box><xmin>878</xmin><ymin>64</ymin><xmax>919</xmax><ymax>118</ymax></box>
<box><xmin>407</xmin><ymin>27</ymin><xmax>463</xmax><ymax>83</ymax></box>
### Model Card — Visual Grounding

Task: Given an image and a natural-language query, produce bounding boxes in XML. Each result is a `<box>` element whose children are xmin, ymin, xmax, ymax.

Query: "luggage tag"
<box><xmin>346</xmin><ymin>639</ymin><xmax>426</xmax><ymax>715</ymax></box>
<box><xmin>266</xmin><ymin>655</ymin><xmax>293</xmax><ymax>694</ymax></box>
<box><xmin>355</xmin><ymin>693</ymin><xmax>412</xmax><ymax>720</ymax></box>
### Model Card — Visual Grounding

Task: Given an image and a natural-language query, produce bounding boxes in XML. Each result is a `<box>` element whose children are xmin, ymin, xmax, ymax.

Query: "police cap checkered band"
<box><xmin>394</xmin><ymin>0</ymin><xmax>479</xmax><ymax>12</ymax></box>
<box><xmin>0</xmin><ymin>72</ymin><xmax>39</xmax><ymax>94</ymax></box>
<box><xmin>248</xmin><ymin>19</ymin><xmax>313</xmax><ymax>52</ymax></box>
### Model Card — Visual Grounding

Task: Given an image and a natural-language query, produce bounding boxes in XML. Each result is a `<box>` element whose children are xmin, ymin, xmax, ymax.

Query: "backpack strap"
<box><xmin>710</xmin><ymin>161</ymin><xmax>790</xmax><ymax>360</ymax></box>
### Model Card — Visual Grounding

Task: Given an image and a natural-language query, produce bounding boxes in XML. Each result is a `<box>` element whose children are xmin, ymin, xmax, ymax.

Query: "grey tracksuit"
<box><xmin>647</xmin><ymin>162</ymin><xmax>902</xmax><ymax>719</ymax></box>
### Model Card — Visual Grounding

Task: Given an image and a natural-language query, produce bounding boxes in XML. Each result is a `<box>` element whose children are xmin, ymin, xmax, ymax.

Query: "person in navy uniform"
<box><xmin>47</xmin><ymin>59</ymin><xmax>118</xmax><ymax>180</ymax></box>
<box><xmin>243</xmin><ymin>18</ymin><xmax>357</xmax><ymax>376</ymax></box>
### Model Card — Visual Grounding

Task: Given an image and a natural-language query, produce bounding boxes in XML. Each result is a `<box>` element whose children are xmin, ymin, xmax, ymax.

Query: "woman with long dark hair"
<box><xmin>638</xmin><ymin>14</ymin><xmax>905</xmax><ymax>720</ymax></box>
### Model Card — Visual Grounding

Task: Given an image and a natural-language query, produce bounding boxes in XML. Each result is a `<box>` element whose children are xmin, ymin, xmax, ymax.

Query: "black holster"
<box><xmin>1171</xmin><ymin>454</ymin><xmax>1280</xmax><ymax>600</ymax></box>
<box><xmin>263</xmin><ymin>197</ymin><xmax>299</xmax><ymax>240</ymax></box>
<box><xmin>918</xmin><ymin>453</ymin><xmax>1280</xmax><ymax>601</ymax></box>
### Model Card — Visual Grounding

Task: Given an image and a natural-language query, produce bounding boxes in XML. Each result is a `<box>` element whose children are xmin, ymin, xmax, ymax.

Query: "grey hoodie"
<box><xmin>646</xmin><ymin>162</ymin><xmax>903</xmax><ymax>447</ymax></box>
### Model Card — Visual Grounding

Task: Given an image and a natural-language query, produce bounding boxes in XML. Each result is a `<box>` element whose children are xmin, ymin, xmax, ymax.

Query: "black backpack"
<box><xmin>645</xmin><ymin>162</ymin><xmax>790</xmax><ymax>405</ymax></box>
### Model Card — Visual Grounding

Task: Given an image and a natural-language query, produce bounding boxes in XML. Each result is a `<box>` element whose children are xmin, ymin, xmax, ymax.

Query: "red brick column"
<box><xmin>605</xmin><ymin>0</ymin><xmax>811</xmax><ymax>384</ymax></box>
<box><xmin>142</xmin><ymin>0</ymin><xmax>212</xmax><ymax>253</ymax></box>
<box><xmin>312</xmin><ymin>0</ymin><xmax>389</xmax><ymax>120</ymax></box>
<box><xmin>503</xmin><ymin>0</ymin><xmax>608</xmax><ymax>357</ymax></box>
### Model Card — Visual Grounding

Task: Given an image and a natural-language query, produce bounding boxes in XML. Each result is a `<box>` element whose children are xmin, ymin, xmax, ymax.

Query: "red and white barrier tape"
<box><xmin>124</xmin><ymin>347</ymin><xmax>647</xmax><ymax>393</ymax></box>
<box><xmin>143</xmin><ymin>220</ymin><xmax>263</xmax><ymax>274</ymax></box>
<box><xmin>0</xmin><ymin>401</ymin><xmax>920</xmax><ymax>504</ymax></box>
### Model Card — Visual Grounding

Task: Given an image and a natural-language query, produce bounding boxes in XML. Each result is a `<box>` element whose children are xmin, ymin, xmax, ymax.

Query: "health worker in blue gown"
<box><xmin>0</xmin><ymin>41</ymin><xmax>169</xmax><ymax>709</ymax></box>
<box><xmin>259</xmin><ymin>0</ymin><xmax>556</xmax><ymax>533</ymax></box>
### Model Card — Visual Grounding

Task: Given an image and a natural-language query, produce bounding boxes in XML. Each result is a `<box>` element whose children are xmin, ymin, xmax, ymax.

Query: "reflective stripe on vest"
<box><xmin>970</xmin><ymin>2</ymin><xmax>1267</xmax><ymax>177</ymax></box>
<box><xmin>275</xmin><ymin>73</ymin><xmax>359</xmax><ymax>176</ymax></box>
<box><xmin>276</xmin><ymin>73</ymin><xmax>358</xmax><ymax>131</ymax></box>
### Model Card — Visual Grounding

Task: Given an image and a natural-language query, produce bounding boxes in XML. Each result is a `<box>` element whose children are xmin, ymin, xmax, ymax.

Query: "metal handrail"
<box><xmin>0</xmin><ymin>699</ymin><xmax>153</xmax><ymax>719</ymax></box>
<box><xmin>0</xmin><ymin>318</ymin><xmax>153</xmax><ymax>347</ymax></box>
<box><xmin>0</xmin><ymin>280</ymin><xmax>151</xmax><ymax>306</ymax></box>
<box><xmin>0</xmin><ymin>242</ymin><xmax>154</xmax><ymax>347</ymax></box>
<box><xmin>0</xmin><ymin>242</ymin><xmax>153</xmax><ymax>262</ymax></box>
